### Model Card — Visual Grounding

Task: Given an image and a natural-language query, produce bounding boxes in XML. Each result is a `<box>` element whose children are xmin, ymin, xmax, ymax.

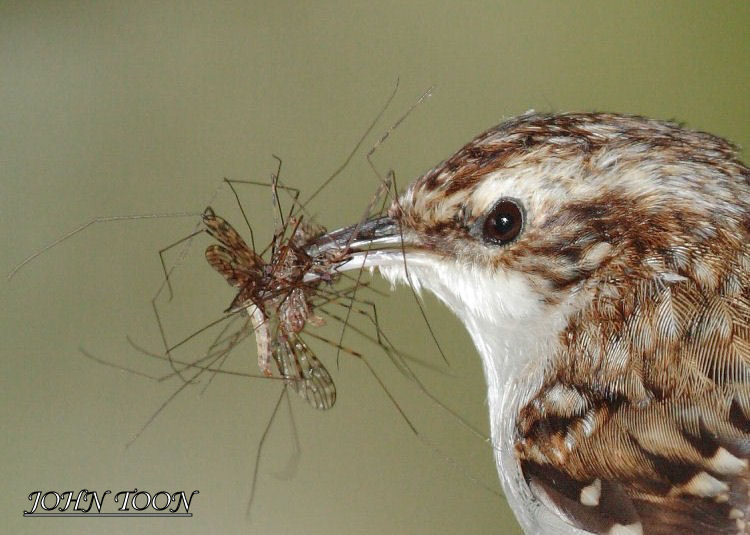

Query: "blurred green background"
<box><xmin>2</xmin><ymin>2</ymin><xmax>749</xmax><ymax>534</ymax></box>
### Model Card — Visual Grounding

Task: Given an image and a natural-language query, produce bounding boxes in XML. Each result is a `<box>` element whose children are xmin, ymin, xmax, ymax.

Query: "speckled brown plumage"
<box><xmin>308</xmin><ymin>111</ymin><xmax>750</xmax><ymax>533</ymax></box>
<box><xmin>517</xmin><ymin>237</ymin><xmax>750</xmax><ymax>534</ymax></box>
<box><xmin>385</xmin><ymin>112</ymin><xmax>750</xmax><ymax>533</ymax></box>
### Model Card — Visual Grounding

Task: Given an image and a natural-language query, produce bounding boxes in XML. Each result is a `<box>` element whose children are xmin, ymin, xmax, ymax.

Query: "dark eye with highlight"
<box><xmin>482</xmin><ymin>199</ymin><xmax>524</xmax><ymax>245</ymax></box>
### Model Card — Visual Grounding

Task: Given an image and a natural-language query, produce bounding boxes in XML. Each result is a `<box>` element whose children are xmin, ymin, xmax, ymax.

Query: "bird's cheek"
<box><xmin>432</xmin><ymin>261</ymin><xmax>546</xmax><ymax>324</ymax></box>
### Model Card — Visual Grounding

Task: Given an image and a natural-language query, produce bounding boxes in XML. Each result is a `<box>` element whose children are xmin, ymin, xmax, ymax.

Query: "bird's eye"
<box><xmin>482</xmin><ymin>199</ymin><xmax>524</xmax><ymax>245</ymax></box>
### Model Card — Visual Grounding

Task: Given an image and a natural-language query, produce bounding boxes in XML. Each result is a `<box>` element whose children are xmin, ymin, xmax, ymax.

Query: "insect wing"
<box><xmin>205</xmin><ymin>244</ymin><xmax>255</xmax><ymax>288</ymax></box>
<box><xmin>273</xmin><ymin>332</ymin><xmax>336</xmax><ymax>410</ymax></box>
<box><xmin>203</xmin><ymin>208</ymin><xmax>263</xmax><ymax>274</ymax></box>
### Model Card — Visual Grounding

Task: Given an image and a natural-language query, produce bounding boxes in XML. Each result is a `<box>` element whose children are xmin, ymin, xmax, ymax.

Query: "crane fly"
<box><xmin>201</xmin><ymin>205</ymin><xmax>339</xmax><ymax>410</ymax></box>
<box><xmin>6</xmin><ymin>83</ymin><xmax>501</xmax><ymax>522</ymax></box>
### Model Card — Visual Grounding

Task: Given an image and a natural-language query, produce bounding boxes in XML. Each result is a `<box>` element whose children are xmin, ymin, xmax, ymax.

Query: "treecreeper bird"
<box><xmin>306</xmin><ymin>112</ymin><xmax>750</xmax><ymax>534</ymax></box>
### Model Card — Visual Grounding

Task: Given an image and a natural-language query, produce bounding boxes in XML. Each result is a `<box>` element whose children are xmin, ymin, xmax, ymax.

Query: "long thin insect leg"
<box><xmin>393</xmin><ymin>215</ymin><xmax>450</xmax><ymax>366</ymax></box>
<box><xmin>187</xmin><ymin>314</ymin><xmax>247</xmax><ymax>380</ymax></box>
<box><xmin>300</xmin><ymin>331</ymin><xmax>418</xmax><ymax>435</ymax></box>
<box><xmin>151</xmin><ymin>311</ymin><xmax>249</xmax><ymax>392</ymax></box>
<box><xmin>222</xmin><ymin>177</ymin><xmax>305</xmax><ymax>258</ymax></box>
<box><xmin>330</xmin><ymin>168</ymin><xmax>401</xmax><ymax>371</ymax></box>
<box><xmin>198</xmin><ymin>319</ymin><xmax>249</xmax><ymax>395</ymax></box>
<box><xmin>123</xmin><ymin>342</ymin><xmax>231</xmax><ymax>449</ymax></box>
<box><xmin>81</xmin><ymin>337</ymin><xmax>277</xmax><ymax>383</ymax></box>
<box><xmin>157</xmin><ymin>228</ymin><xmax>207</xmax><ymax>301</ymax></box>
<box><xmin>124</xmin><ymin>335</ymin><xmax>284</xmax><ymax>382</ymax></box>
<box><xmin>338</xmin><ymin>272</ymin><xmax>390</xmax><ymax>297</ymax></box>
<box><xmin>79</xmin><ymin>346</ymin><xmax>165</xmax><ymax>381</ymax></box>
<box><xmin>317</xmin><ymin>301</ymin><xmax>495</xmax><ymax>449</ymax></box>
<box><xmin>341</xmin><ymin>300</ymin><xmax>447</xmax><ymax>373</ymax></box>
<box><xmin>332</xmin><ymin>187</ymin><xmax>391</xmax><ymax>368</ymax></box>
<box><xmin>345</xmin><ymin>301</ymin><xmax>503</xmax><ymax>486</ymax></box>
<box><xmin>273</xmin><ymin>166</ymin><xmax>304</xmax><ymax>235</ymax></box>
<box><xmin>270</xmin><ymin>155</ymin><xmax>286</xmax><ymax>238</ymax></box>
<box><xmin>247</xmin><ymin>385</ymin><xmax>288</xmax><ymax>520</ymax></box>
<box><xmin>365</xmin><ymin>85</ymin><xmax>434</xmax><ymax>200</ymax></box>
<box><xmin>127</xmin><ymin>338</ymin><xmax>230</xmax><ymax>381</ymax></box>
<box><xmin>163</xmin><ymin>310</ymin><xmax>242</xmax><ymax>356</ymax></box>
<box><xmin>201</xmin><ymin>320</ymin><xmax>247</xmax><ymax>380</ymax></box>
<box><xmin>318</xmin><ymin>304</ymin><xmax>414</xmax><ymax>377</ymax></box>
<box><xmin>223</xmin><ymin>178</ymin><xmax>257</xmax><ymax>251</ymax></box>
<box><xmin>148</xmin><ymin>211</ymin><xmax>232</xmax><ymax>381</ymax></box>
<box><xmin>304</xmin><ymin>320</ymin><xmax>502</xmax><ymax>493</ymax></box>
<box><xmin>317</xmin><ymin>302</ymin><xmax>446</xmax><ymax>385</ymax></box>
<box><xmin>152</xmin><ymin>307</ymin><xmax>272</xmax><ymax>385</ymax></box>
<box><xmin>377</xmin><ymin>168</ymin><xmax>451</xmax><ymax>366</ymax></box>
<box><xmin>299</xmin><ymin>77</ymin><xmax>400</xmax><ymax>211</ymax></box>
<box><xmin>224</xmin><ymin>177</ymin><xmax>305</xmax><ymax>229</ymax></box>
<box><xmin>354</xmin><ymin>301</ymin><xmax>488</xmax><ymax>441</ymax></box>
<box><xmin>119</xmin><ymin>307</ymin><xmax>284</xmax><ymax>449</ymax></box>
<box><xmin>340</xmin><ymin>85</ymin><xmax>435</xmax><ymax>266</ymax></box>
<box><xmin>151</xmin><ymin>301</ymin><xmax>241</xmax><ymax>384</ymax></box>
<box><xmin>151</xmin><ymin>296</ymin><xmax>192</xmax><ymax>383</ymax></box>
<box><xmin>274</xmin><ymin>390</ymin><xmax>301</xmax><ymax>480</ymax></box>
<box><xmin>354</xmin><ymin>90</ymin><xmax>451</xmax><ymax>367</ymax></box>
<box><xmin>7</xmin><ymin>211</ymin><xmax>201</xmax><ymax>280</ymax></box>
<box><xmin>126</xmin><ymin>323</ymin><xmax>243</xmax><ymax>383</ymax></box>
<box><xmin>328</xmin><ymin>180</ymin><xmax>392</xmax><ymax>369</ymax></box>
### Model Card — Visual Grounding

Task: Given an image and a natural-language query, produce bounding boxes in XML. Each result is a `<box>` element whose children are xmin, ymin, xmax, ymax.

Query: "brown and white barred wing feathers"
<box><xmin>515</xmin><ymin>235</ymin><xmax>750</xmax><ymax>534</ymax></box>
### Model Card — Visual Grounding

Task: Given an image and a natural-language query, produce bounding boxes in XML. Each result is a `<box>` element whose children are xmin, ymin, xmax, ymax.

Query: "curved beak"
<box><xmin>304</xmin><ymin>216</ymin><xmax>407</xmax><ymax>279</ymax></box>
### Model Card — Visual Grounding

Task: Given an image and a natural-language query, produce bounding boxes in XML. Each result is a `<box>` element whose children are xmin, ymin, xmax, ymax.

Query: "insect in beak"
<box><xmin>305</xmin><ymin>215</ymin><xmax>424</xmax><ymax>279</ymax></box>
<box><xmin>305</xmin><ymin>215</ymin><xmax>399</xmax><ymax>272</ymax></box>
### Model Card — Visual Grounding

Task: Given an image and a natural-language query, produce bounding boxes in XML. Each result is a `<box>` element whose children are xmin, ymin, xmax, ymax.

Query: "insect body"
<box><xmin>202</xmin><ymin>207</ymin><xmax>336</xmax><ymax>410</ymax></box>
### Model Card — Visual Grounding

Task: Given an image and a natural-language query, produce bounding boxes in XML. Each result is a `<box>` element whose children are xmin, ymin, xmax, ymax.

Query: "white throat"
<box><xmin>375</xmin><ymin>253</ymin><xmax>578</xmax><ymax>533</ymax></box>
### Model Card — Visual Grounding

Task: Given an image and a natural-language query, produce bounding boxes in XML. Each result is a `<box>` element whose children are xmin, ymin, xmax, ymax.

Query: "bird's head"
<box><xmin>308</xmin><ymin>112</ymin><xmax>750</xmax><ymax>534</ymax></box>
<box><xmin>313</xmin><ymin>111</ymin><xmax>748</xmax><ymax>377</ymax></box>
